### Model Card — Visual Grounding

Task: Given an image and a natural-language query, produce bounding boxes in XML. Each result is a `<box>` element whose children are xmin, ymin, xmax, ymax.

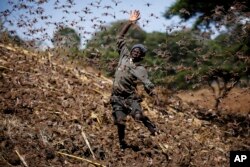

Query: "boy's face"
<box><xmin>131</xmin><ymin>47</ymin><xmax>142</xmax><ymax>59</ymax></box>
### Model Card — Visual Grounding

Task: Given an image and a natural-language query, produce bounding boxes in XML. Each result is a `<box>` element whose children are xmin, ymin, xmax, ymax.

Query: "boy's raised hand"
<box><xmin>129</xmin><ymin>10</ymin><xmax>140</xmax><ymax>22</ymax></box>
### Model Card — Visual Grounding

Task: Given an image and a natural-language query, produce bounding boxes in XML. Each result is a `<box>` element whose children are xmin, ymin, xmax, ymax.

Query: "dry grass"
<box><xmin>0</xmin><ymin>43</ymin><xmax>249</xmax><ymax>167</ymax></box>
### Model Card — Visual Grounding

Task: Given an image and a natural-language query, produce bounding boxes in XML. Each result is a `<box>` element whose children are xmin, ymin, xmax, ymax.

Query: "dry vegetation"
<box><xmin>0</xmin><ymin>43</ymin><xmax>249</xmax><ymax>167</ymax></box>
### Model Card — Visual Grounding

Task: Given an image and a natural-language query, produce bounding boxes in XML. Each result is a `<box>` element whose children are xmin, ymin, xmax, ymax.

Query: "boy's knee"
<box><xmin>134</xmin><ymin>112</ymin><xmax>144</xmax><ymax>121</ymax></box>
<box><xmin>115</xmin><ymin>117</ymin><xmax>126</xmax><ymax>125</ymax></box>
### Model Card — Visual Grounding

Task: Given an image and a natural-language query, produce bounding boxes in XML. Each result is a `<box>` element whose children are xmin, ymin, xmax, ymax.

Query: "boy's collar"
<box><xmin>130</xmin><ymin>58</ymin><xmax>141</xmax><ymax>66</ymax></box>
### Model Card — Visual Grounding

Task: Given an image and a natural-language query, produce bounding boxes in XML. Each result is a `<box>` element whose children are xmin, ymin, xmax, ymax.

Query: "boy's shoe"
<box><xmin>120</xmin><ymin>141</ymin><xmax>128</xmax><ymax>151</ymax></box>
<box><xmin>150</xmin><ymin>127</ymin><xmax>160</xmax><ymax>136</ymax></box>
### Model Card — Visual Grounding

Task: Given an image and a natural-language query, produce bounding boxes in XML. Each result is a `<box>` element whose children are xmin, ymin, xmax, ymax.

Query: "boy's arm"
<box><xmin>132</xmin><ymin>66</ymin><xmax>160</xmax><ymax>105</ymax></box>
<box><xmin>132</xmin><ymin>66</ymin><xmax>155</xmax><ymax>94</ymax></box>
<box><xmin>117</xmin><ymin>10</ymin><xmax>140</xmax><ymax>55</ymax></box>
<box><xmin>118</xmin><ymin>10</ymin><xmax>140</xmax><ymax>38</ymax></box>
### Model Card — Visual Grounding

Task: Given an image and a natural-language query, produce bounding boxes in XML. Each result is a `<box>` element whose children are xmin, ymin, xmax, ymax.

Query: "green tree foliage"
<box><xmin>205</xmin><ymin>24</ymin><xmax>250</xmax><ymax>72</ymax></box>
<box><xmin>0</xmin><ymin>20</ymin><xmax>25</xmax><ymax>46</ymax></box>
<box><xmin>52</xmin><ymin>27</ymin><xmax>81</xmax><ymax>49</ymax></box>
<box><xmin>161</xmin><ymin>0</ymin><xmax>249</xmax><ymax>91</ymax></box>
<box><xmin>86</xmin><ymin>21</ymin><xmax>208</xmax><ymax>89</ymax></box>
<box><xmin>164</xmin><ymin>0</ymin><xmax>250</xmax><ymax>28</ymax></box>
<box><xmin>85</xmin><ymin>18</ymin><xmax>249</xmax><ymax>90</ymax></box>
<box><xmin>0</xmin><ymin>32</ymin><xmax>25</xmax><ymax>47</ymax></box>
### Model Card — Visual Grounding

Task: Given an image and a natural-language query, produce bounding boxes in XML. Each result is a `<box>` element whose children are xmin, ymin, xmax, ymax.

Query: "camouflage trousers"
<box><xmin>110</xmin><ymin>93</ymin><xmax>144</xmax><ymax>124</ymax></box>
<box><xmin>110</xmin><ymin>93</ymin><xmax>157</xmax><ymax>146</ymax></box>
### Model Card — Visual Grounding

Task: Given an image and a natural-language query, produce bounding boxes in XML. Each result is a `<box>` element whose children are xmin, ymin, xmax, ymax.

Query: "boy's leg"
<box><xmin>112</xmin><ymin>104</ymin><xmax>128</xmax><ymax>149</ymax></box>
<box><xmin>130</xmin><ymin>100</ymin><xmax>158</xmax><ymax>135</ymax></box>
<box><xmin>117</xmin><ymin>123</ymin><xmax>127</xmax><ymax>149</ymax></box>
<box><xmin>141</xmin><ymin>116</ymin><xmax>158</xmax><ymax>135</ymax></box>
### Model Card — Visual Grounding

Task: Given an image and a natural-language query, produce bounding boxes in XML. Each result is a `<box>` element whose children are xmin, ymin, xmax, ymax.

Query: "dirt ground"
<box><xmin>177</xmin><ymin>87</ymin><xmax>250</xmax><ymax>115</ymax></box>
<box><xmin>0</xmin><ymin>43</ymin><xmax>249</xmax><ymax>167</ymax></box>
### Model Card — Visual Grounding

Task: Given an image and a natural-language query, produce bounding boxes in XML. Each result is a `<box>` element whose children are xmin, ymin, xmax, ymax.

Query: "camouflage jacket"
<box><xmin>112</xmin><ymin>36</ymin><xmax>154</xmax><ymax>97</ymax></box>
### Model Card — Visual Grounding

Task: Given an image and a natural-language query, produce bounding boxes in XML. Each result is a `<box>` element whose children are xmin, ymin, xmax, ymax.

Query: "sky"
<box><xmin>0</xmin><ymin>0</ymin><xmax>197</xmax><ymax>48</ymax></box>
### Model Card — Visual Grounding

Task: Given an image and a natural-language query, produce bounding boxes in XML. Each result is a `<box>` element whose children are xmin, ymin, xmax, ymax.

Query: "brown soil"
<box><xmin>177</xmin><ymin>87</ymin><xmax>250</xmax><ymax>115</ymax></box>
<box><xmin>0</xmin><ymin>43</ymin><xmax>249</xmax><ymax>167</ymax></box>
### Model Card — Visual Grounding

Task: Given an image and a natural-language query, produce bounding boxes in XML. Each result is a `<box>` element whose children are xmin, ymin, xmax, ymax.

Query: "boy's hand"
<box><xmin>153</xmin><ymin>94</ymin><xmax>160</xmax><ymax>106</ymax></box>
<box><xmin>129</xmin><ymin>10</ymin><xmax>140</xmax><ymax>22</ymax></box>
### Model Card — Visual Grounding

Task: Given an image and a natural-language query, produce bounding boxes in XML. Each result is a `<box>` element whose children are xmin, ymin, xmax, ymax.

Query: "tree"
<box><xmin>0</xmin><ymin>20</ymin><xmax>25</xmax><ymax>46</ymax></box>
<box><xmin>164</xmin><ymin>0</ymin><xmax>250</xmax><ymax>29</ymax></box>
<box><xmin>204</xmin><ymin>68</ymin><xmax>240</xmax><ymax>110</ymax></box>
<box><xmin>85</xmin><ymin>20</ymin><xmax>207</xmax><ymax>88</ymax></box>
<box><xmin>52</xmin><ymin>27</ymin><xmax>80</xmax><ymax>49</ymax></box>
<box><xmin>163</xmin><ymin>1</ymin><xmax>249</xmax><ymax>110</ymax></box>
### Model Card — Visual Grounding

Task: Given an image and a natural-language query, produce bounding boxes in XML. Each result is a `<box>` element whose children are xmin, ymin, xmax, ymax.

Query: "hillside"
<box><xmin>0</xmin><ymin>43</ymin><xmax>249</xmax><ymax>167</ymax></box>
